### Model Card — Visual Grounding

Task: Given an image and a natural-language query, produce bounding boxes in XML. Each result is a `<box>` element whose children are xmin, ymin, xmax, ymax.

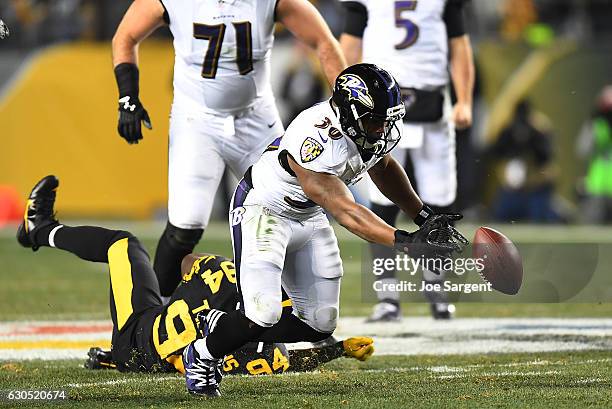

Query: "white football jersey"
<box><xmin>343</xmin><ymin>0</ymin><xmax>450</xmax><ymax>89</ymax></box>
<box><xmin>161</xmin><ymin>0</ymin><xmax>277</xmax><ymax>114</ymax></box>
<box><xmin>248</xmin><ymin>101</ymin><xmax>381</xmax><ymax>220</ymax></box>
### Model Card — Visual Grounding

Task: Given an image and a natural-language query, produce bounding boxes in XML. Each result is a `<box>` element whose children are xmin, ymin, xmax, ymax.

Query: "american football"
<box><xmin>2</xmin><ymin>0</ymin><xmax>612</xmax><ymax>407</ymax></box>
<box><xmin>473</xmin><ymin>226</ymin><xmax>523</xmax><ymax>295</ymax></box>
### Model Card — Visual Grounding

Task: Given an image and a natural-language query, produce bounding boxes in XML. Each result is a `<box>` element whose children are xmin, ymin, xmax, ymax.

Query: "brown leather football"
<box><xmin>472</xmin><ymin>227</ymin><xmax>523</xmax><ymax>295</ymax></box>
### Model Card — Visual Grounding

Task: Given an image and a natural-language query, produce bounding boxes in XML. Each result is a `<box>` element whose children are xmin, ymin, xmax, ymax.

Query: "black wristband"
<box><xmin>413</xmin><ymin>205</ymin><xmax>434</xmax><ymax>226</ymax></box>
<box><xmin>114</xmin><ymin>63</ymin><xmax>139</xmax><ymax>97</ymax></box>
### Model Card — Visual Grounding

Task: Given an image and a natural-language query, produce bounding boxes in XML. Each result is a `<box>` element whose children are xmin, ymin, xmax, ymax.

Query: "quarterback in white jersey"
<box><xmin>340</xmin><ymin>0</ymin><xmax>475</xmax><ymax>321</ymax></box>
<box><xmin>111</xmin><ymin>0</ymin><xmax>346</xmax><ymax>299</ymax></box>
<box><xmin>182</xmin><ymin>64</ymin><xmax>465</xmax><ymax>397</ymax></box>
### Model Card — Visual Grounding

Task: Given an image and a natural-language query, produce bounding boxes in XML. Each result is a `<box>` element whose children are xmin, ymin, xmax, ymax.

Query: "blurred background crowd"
<box><xmin>1</xmin><ymin>0</ymin><xmax>612</xmax><ymax>225</ymax></box>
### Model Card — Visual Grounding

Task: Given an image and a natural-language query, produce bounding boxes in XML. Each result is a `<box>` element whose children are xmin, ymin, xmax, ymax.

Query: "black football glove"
<box><xmin>117</xmin><ymin>95</ymin><xmax>152</xmax><ymax>144</ymax></box>
<box><xmin>394</xmin><ymin>216</ymin><xmax>459</xmax><ymax>258</ymax></box>
<box><xmin>394</xmin><ymin>213</ymin><xmax>469</xmax><ymax>274</ymax></box>
<box><xmin>114</xmin><ymin>63</ymin><xmax>152</xmax><ymax>145</ymax></box>
<box><xmin>413</xmin><ymin>205</ymin><xmax>469</xmax><ymax>251</ymax></box>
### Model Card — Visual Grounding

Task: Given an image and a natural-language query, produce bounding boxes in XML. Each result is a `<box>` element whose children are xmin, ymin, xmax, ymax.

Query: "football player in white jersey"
<box><xmin>178</xmin><ymin>64</ymin><xmax>465</xmax><ymax>396</ymax></box>
<box><xmin>111</xmin><ymin>0</ymin><xmax>346</xmax><ymax>301</ymax></box>
<box><xmin>339</xmin><ymin>0</ymin><xmax>475</xmax><ymax>321</ymax></box>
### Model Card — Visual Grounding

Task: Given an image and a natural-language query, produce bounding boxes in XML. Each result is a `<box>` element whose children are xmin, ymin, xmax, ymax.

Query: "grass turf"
<box><xmin>1</xmin><ymin>222</ymin><xmax>612</xmax><ymax>407</ymax></box>
<box><xmin>0</xmin><ymin>351</ymin><xmax>610</xmax><ymax>408</ymax></box>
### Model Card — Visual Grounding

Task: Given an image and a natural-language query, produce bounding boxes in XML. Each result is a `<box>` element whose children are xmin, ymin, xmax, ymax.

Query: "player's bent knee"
<box><xmin>311</xmin><ymin>305</ymin><xmax>339</xmax><ymax>334</ymax></box>
<box><xmin>243</xmin><ymin>293</ymin><xmax>283</xmax><ymax>328</ymax></box>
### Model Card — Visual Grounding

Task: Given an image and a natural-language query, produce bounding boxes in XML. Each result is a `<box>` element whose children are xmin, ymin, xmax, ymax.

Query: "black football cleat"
<box><xmin>84</xmin><ymin>347</ymin><xmax>116</xmax><ymax>370</ymax></box>
<box><xmin>16</xmin><ymin>175</ymin><xmax>59</xmax><ymax>251</ymax></box>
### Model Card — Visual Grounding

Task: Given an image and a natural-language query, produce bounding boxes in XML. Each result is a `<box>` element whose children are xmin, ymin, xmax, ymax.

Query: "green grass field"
<box><xmin>1</xmin><ymin>352</ymin><xmax>611</xmax><ymax>408</ymax></box>
<box><xmin>0</xmin><ymin>222</ymin><xmax>611</xmax><ymax>408</ymax></box>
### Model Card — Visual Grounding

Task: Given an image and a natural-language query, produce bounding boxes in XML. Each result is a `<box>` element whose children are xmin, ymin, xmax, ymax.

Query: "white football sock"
<box><xmin>194</xmin><ymin>338</ymin><xmax>215</xmax><ymax>361</ymax></box>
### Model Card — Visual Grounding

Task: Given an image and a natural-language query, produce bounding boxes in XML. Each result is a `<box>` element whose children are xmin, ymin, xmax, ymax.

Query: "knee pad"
<box><xmin>310</xmin><ymin>305</ymin><xmax>338</xmax><ymax>334</ymax></box>
<box><xmin>370</xmin><ymin>204</ymin><xmax>400</xmax><ymax>226</ymax></box>
<box><xmin>243</xmin><ymin>292</ymin><xmax>283</xmax><ymax>328</ymax></box>
<box><xmin>162</xmin><ymin>222</ymin><xmax>203</xmax><ymax>250</ymax></box>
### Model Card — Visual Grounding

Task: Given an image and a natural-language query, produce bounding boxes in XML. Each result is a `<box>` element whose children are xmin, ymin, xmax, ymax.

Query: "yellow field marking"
<box><xmin>0</xmin><ymin>340</ymin><xmax>111</xmax><ymax>350</ymax></box>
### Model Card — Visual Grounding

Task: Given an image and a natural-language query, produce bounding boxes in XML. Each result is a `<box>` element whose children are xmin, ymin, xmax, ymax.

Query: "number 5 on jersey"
<box><xmin>394</xmin><ymin>1</ymin><xmax>419</xmax><ymax>50</ymax></box>
<box><xmin>194</xmin><ymin>21</ymin><xmax>253</xmax><ymax>78</ymax></box>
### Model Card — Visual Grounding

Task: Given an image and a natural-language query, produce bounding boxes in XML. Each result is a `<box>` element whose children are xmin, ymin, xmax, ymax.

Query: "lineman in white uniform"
<box><xmin>340</xmin><ymin>0</ymin><xmax>475</xmax><ymax>320</ymax></box>
<box><xmin>111</xmin><ymin>0</ymin><xmax>346</xmax><ymax>299</ymax></box>
<box><xmin>179</xmin><ymin>64</ymin><xmax>465</xmax><ymax>396</ymax></box>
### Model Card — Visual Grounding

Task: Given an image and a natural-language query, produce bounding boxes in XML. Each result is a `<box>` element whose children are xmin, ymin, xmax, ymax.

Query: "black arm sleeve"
<box><xmin>114</xmin><ymin>63</ymin><xmax>140</xmax><ymax>97</ymax></box>
<box><xmin>342</xmin><ymin>1</ymin><xmax>368</xmax><ymax>38</ymax></box>
<box><xmin>443</xmin><ymin>0</ymin><xmax>467</xmax><ymax>39</ymax></box>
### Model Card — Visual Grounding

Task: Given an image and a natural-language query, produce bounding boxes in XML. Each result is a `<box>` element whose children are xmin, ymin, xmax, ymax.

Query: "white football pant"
<box><xmin>168</xmin><ymin>95</ymin><xmax>283</xmax><ymax>229</ymax></box>
<box><xmin>230</xmin><ymin>183</ymin><xmax>343</xmax><ymax>333</ymax></box>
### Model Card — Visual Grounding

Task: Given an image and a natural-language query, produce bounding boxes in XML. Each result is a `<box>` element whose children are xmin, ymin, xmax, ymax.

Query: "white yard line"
<box><xmin>67</xmin><ymin>375</ymin><xmax>180</xmax><ymax>388</ymax></box>
<box><xmin>63</xmin><ymin>365</ymin><xmax>608</xmax><ymax>389</ymax></box>
<box><xmin>435</xmin><ymin>370</ymin><xmax>563</xmax><ymax>380</ymax></box>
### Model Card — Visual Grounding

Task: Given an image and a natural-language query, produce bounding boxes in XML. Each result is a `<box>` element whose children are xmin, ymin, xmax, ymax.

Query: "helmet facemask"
<box><xmin>348</xmin><ymin>103</ymin><xmax>405</xmax><ymax>158</ymax></box>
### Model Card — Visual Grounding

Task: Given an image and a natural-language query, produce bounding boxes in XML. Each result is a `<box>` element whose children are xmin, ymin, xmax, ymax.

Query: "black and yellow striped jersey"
<box><xmin>152</xmin><ymin>254</ymin><xmax>239</xmax><ymax>371</ymax></box>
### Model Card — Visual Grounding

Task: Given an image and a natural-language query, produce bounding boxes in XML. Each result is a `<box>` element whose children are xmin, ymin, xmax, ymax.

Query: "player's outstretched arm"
<box><xmin>288</xmin><ymin>156</ymin><xmax>396</xmax><ymax>246</ymax></box>
<box><xmin>368</xmin><ymin>154</ymin><xmax>423</xmax><ymax>220</ymax></box>
<box><xmin>111</xmin><ymin>0</ymin><xmax>165</xmax><ymax>144</ymax></box>
<box><xmin>289</xmin><ymin>156</ymin><xmax>460</xmax><ymax>258</ymax></box>
<box><xmin>276</xmin><ymin>0</ymin><xmax>347</xmax><ymax>87</ymax></box>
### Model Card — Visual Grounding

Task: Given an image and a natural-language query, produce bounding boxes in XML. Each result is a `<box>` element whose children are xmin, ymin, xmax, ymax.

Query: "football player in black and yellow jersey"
<box><xmin>17</xmin><ymin>176</ymin><xmax>374</xmax><ymax>380</ymax></box>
